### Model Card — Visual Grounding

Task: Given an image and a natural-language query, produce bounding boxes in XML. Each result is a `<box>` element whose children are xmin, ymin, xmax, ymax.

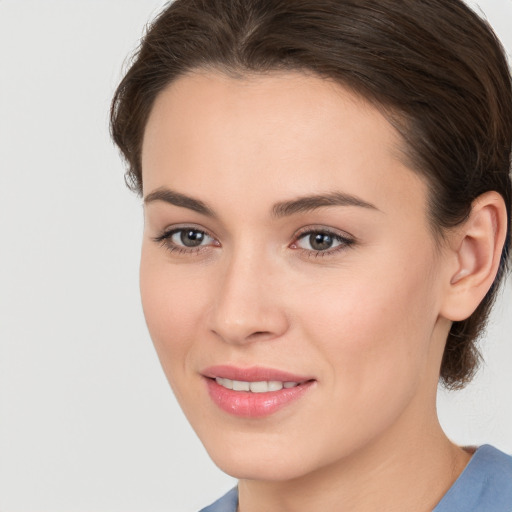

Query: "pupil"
<box><xmin>310</xmin><ymin>233</ymin><xmax>333</xmax><ymax>251</ymax></box>
<box><xmin>181</xmin><ymin>230</ymin><xmax>204</xmax><ymax>247</ymax></box>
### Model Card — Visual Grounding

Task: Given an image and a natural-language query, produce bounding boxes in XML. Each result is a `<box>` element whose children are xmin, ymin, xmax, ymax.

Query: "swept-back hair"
<box><xmin>111</xmin><ymin>0</ymin><xmax>512</xmax><ymax>389</ymax></box>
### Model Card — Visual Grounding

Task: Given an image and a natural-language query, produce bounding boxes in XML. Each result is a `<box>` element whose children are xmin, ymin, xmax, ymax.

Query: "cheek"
<box><xmin>139</xmin><ymin>246</ymin><xmax>206</xmax><ymax>380</ymax></box>
<box><xmin>297</xmin><ymin>252</ymin><xmax>438</xmax><ymax>399</ymax></box>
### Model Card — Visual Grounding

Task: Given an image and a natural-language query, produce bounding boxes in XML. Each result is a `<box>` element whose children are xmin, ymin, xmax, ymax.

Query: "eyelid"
<box><xmin>290</xmin><ymin>225</ymin><xmax>356</xmax><ymax>255</ymax></box>
<box><xmin>152</xmin><ymin>224</ymin><xmax>220</xmax><ymax>254</ymax></box>
<box><xmin>151</xmin><ymin>223</ymin><xmax>355</xmax><ymax>257</ymax></box>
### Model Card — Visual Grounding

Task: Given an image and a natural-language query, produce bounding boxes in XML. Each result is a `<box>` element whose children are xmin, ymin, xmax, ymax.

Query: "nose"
<box><xmin>207</xmin><ymin>249</ymin><xmax>289</xmax><ymax>345</ymax></box>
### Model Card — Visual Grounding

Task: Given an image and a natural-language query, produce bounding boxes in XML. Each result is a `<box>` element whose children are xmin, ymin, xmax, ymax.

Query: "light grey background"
<box><xmin>0</xmin><ymin>1</ymin><xmax>510</xmax><ymax>511</ymax></box>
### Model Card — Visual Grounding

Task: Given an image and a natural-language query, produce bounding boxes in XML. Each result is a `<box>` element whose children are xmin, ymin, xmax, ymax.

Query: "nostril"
<box><xmin>247</xmin><ymin>331</ymin><xmax>274</xmax><ymax>341</ymax></box>
<box><xmin>208</xmin><ymin>299</ymin><xmax>290</xmax><ymax>345</ymax></box>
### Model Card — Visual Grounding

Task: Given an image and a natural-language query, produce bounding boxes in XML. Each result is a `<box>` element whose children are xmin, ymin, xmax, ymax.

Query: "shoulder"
<box><xmin>474</xmin><ymin>444</ymin><xmax>512</xmax><ymax>473</ymax></box>
<box><xmin>198</xmin><ymin>487</ymin><xmax>238</xmax><ymax>512</ymax></box>
<box><xmin>434</xmin><ymin>444</ymin><xmax>512</xmax><ymax>512</ymax></box>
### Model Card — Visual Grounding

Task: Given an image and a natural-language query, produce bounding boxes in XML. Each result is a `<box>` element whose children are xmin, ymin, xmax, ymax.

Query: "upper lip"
<box><xmin>201</xmin><ymin>365</ymin><xmax>314</xmax><ymax>383</ymax></box>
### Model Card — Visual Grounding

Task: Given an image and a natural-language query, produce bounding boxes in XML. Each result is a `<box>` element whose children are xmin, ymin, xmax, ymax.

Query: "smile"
<box><xmin>202</xmin><ymin>366</ymin><xmax>316</xmax><ymax>418</ymax></box>
<box><xmin>215</xmin><ymin>378</ymin><xmax>300</xmax><ymax>392</ymax></box>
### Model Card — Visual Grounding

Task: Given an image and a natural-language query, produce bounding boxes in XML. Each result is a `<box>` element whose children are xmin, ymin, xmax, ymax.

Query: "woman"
<box><xmin>110</xmin><ymin>0</ymin><xmax>512</xmax><ymax>510</ymax></box>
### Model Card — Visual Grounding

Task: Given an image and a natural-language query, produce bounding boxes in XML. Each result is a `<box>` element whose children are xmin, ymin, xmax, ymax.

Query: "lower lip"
<box><xmin>205</xmin><ymin>378</ymin><xmax>315</xmax><ymax>418</ymax></box>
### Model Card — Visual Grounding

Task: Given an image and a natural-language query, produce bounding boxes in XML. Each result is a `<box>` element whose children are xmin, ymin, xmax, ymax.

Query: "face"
<box><xmin>140</xmin><ymin>70</ymin><xmax>453</xmax><ymax>481</ymax></box>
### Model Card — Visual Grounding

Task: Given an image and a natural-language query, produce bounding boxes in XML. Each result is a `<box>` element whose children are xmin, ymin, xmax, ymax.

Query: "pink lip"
<box><xmin>202</xmin><ymin>365</ymin><xmax>313</xmax><ymax>382</ymax></box>
<box><xmin>202</xmin><ymin>365</ymin><xmax>316</xmax><ymax>418</ymax></box>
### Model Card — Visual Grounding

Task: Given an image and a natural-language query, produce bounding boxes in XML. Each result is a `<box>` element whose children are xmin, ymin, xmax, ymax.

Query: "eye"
<box><xmin>291</xmin><ymin>228</ymin><xmax>354</xmax><ymax>255</ymax></box>
<box><xmin>153</xmin><ymin>226</ymin><xmax>218</xmax><ymax>253</ymax></box>
<box><xmin>170</xmin><ymin>228</ymin><xmax>213</xmax><ymax>248</ymax></box>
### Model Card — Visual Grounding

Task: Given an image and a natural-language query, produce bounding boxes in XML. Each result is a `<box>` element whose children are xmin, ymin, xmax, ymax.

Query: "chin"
<box><xmin>197</xmin><ymin>424</ymin><xmax>353</xmax><ymax>482</ymax></box>
<box><xmin>210</xmin><ymin>449</ymin><xmax>314</xmax><ymax>481</ymax></box>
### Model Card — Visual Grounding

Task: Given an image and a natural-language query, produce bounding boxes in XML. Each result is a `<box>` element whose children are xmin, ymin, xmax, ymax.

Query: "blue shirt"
<box><xmin>199</xmin><ymin>445</ymin><xmax>512</xmax><ymax>512</ymax></box>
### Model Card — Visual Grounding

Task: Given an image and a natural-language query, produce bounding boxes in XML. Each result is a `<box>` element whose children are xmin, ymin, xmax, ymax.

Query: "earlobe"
<box><xmin>440</xmin><ymin>191</ymin><xmax>508</xmax><ymax>322</ymax></box>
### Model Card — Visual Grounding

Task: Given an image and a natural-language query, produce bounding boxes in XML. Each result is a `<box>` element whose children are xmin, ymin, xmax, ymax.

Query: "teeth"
<box><xmin>232</xmin><ymin>380</ymin><xmax>250</xmax><ymax>391</ymax></box>
<box><xmin>249</xmin><ymin>381</ymin><xmax>270</xmax><ymax>393</ymax></box>
<box><xmin>215</xmin><ymin>377</ymin><xmax>233</xmax><ymax>389</ymax></box>
<box><xmin>215</xmin><ymin>378</ymin><xmax>299</xmax><ymax>392</ymax></box>
<box><xmin>267</xmin><ymin>381</ymin><xmax>283</xmax><ymax>391</ymax></box>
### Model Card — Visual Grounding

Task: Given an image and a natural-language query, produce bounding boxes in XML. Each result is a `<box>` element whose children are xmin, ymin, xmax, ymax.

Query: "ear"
<box><xmin>440</xmin><ymin>191</ymin><xmax>508</xmax><ymax>322</ymax></box>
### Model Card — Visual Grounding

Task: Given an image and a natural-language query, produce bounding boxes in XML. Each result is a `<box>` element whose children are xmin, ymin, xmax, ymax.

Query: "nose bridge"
<box><xmin>208</xmin><ymin>242</ymin><xmax>288</xmax><ymax>344</ymax></box>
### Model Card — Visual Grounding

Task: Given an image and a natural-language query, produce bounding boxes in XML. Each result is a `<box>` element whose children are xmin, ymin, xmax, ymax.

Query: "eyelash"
<box><xmin>153</xmin><ymin>226</ymin><xmax>355</xmax><ymax>258</ymax></box>
<box><xmin>153</xmin><ymin>226</ymin><xmax>217</xmax><ymax>255</ymax></box>
<box><xmin>291</xmin><ymin>227</ymin><xmax>355</xmax><ymax>258</ymax></box>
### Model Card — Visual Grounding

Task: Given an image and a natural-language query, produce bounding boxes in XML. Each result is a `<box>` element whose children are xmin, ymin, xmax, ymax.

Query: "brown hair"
<box><xmin>110</xmin><ymin>0</ymin><xmax>512</xmax><ymax>389</ymax></box>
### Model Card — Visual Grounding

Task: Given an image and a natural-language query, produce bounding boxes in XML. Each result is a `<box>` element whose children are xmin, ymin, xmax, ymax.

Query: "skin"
<box><xmin>139</xmin><ymin>70</ymin><xmax>505</xmax><ymax>512</ymax></box>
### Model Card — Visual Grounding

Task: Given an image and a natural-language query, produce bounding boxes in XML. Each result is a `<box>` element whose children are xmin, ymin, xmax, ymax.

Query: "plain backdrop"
<box><xmin>0</xmin><ymin>1</ymin><xmax>511</xmax><ymax>511</ymax></box>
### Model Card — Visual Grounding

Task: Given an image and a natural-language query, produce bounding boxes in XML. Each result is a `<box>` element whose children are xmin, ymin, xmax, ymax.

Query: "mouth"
<box><xmin>214</xmin><ymin>377</ymin><xmax>302</xmax><ymax>393</ymax></box>
<box><xmin>201</xmin><ymin>366</ymin><xmax>316</xmax><ymax>418</ymax></box>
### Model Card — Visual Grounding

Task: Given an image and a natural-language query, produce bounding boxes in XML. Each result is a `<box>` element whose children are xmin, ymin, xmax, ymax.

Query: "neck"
<box><xmin>237</xmin><ymin>407</ymin><xmax>471</xmax><ymax>512</ymax></box>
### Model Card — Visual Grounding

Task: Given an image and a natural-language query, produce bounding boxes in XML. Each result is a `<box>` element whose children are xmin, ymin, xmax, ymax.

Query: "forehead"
<box><xmin>143</xmin><ymin>69</ymin><xmax>398</xmax><ymax>165</ymax></box>
<box><xmin>141</xmin><ymin>70</ymin><xmax>428</xmax><ymax>221</ymax></box>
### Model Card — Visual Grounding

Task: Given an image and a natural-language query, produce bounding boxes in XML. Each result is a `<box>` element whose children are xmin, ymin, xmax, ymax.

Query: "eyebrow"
<box><xmin>144</xmin><ymin>187</ymin><xmax>215</xmax><ymax>217</ymax></box>
<box><xmin>271</xmin><ymin>192</ymin><xmax>379</xmax><ymax>218</ymax></box>
<box><xmin>143</xmin><ymin>187</ymin><xmax>379</xmax><ymax>218</ymax></box>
